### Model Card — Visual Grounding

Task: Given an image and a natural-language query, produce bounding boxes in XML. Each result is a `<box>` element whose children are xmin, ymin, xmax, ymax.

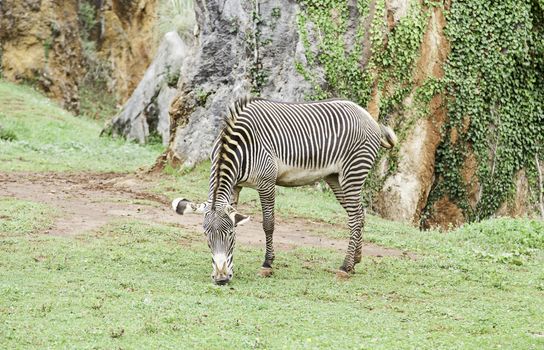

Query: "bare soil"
<box><xmin>0</xmin><ymin>172</ymin><xmax>411</xmax><ymax>258</ymax></box>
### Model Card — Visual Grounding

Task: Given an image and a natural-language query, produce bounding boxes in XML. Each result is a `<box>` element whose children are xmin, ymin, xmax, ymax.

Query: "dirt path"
<box><xmin>0</xmin><ymin>172</ymin><xmax>410</xmax><ymax>258</ymax></box>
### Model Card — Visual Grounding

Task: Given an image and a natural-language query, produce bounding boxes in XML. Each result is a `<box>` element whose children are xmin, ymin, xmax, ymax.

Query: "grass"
<box><xmin>0</xmin><ymin>198</ymin><xmax>57</xmax><ymax>237</ymax></box>
<box><xmin>0</xmin><ymin>80</ymin><xmax>163</xmax><ymax>172</ymax></box>
<box><xmin>0</xmin><ymin>79</ymin><xmax>543</xmax><ymax>348</ymax></box>
<box><xmin>1</xmin><ymin>199</ymin><xmax>543</xmax><ymax>349</ymax></box>
<box><xmin>157</xmin><ymin>0</ymin><xmax>196</xmax><ymax>39</ymax></box>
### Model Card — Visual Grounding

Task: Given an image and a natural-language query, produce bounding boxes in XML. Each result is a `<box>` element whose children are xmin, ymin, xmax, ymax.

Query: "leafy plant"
<box><xmin>78</xmin><ymin>1</ymin><xmax>97</xmax><ymax>42</ymax></box>
<box><xmin>296</xmin><ymin>0</ymin><xmax>544</xmax><ymax>223</ymax></box>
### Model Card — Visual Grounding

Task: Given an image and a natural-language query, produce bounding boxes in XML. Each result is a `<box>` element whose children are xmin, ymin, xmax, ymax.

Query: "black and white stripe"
<box><xmin>177</xmin><ymin>97</ymin><xmax>396</xmax><ymax>282</ymax></box>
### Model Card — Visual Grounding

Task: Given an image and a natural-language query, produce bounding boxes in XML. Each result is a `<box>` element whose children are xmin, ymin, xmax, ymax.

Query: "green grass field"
<box><xmin>0</xmin><ymin>82</ymin><xmax>162</xmax><ymax>172</ymax></box>
<box><xmin>1</xmin><ymin>81</ymin><xmax>543</xmax><ymax>349</ymax></box>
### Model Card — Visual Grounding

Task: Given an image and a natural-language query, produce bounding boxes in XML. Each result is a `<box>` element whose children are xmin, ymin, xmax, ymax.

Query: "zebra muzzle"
<box><xmin>212</xmin><ymin>257</ymin><xmax>231</xmax><ymax>284</ymax></box>
<box><xmin>217</xmin><ymin>261</ymin><xmax>227</xmax><ymax>275</ymax></box>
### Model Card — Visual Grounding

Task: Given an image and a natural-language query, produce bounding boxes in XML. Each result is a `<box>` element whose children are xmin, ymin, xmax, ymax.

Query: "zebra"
<box><xmin>172</xmin><ymin>97</ymin><xmax>397</xmax><ymax>284</ymax></box>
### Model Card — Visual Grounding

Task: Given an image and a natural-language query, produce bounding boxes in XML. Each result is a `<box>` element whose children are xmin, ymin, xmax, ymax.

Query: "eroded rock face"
<box><xmin>0</xmin><ymin>0</ymin><xmax>85</xmax><ymax>112</ymax></box>
<box><xmin>165</xmin><ymin>0</ymin><xmax>312</xmax><ymax>167</ymax></box>
<box><xmin>97</xmin><ymin>0</ymin><xmax>159</xmax><ymax>102</ymax></box>
<box><xmin>374</xmin><ymin>6</ymin><xmax>449</xmax><ymax>226</ymax></box>
<box><xmin>161</xmin><ymin>0</ymin><xmax>459</xmax><ymax>227</ymax></box>
<box><xmin>104</xmin><ymin>32</ymin><xmax>189</xmax><ymax>145</ymax></box>
<box><xmin>0</xmin><ymin>0</ymin><xmax>159</xmax><ymax>111</ymax></box>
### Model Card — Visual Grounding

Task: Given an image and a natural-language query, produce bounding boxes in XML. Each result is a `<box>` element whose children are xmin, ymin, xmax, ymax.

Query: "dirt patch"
<box><xmin>0</xmin><ymin>171</ymin><xmax>412</xmax><ymax>258</ymax></box>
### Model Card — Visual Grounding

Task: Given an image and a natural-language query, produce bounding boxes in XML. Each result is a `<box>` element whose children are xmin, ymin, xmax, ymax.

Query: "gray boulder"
<box><xmin>164</xmin><ymin>0</ymin><xmax>313</xmax><ymax>167</ymax></box>
<box><xmin>103</xmin><ymin>31</ymin><xmax>189</xmax><ymax>145</ymax></box>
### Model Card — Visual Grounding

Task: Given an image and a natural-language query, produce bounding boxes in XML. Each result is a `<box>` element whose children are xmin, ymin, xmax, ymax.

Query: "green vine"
<box><xmin>296</xmin><ymin>0</ymin><xmax>543</xmax><ymax>222</ymax></box>
<box><xmin>246</xmin><ymin>1</ymin><xmax>271</xmax><ymax>95</ymax></box>
<box><xmin>295</xmin><ymin>0</ymin><xmax>429</xmax><ymax>206</ymax></box>
<box><xmin>424</xmin><ymin>0</ymin><xmax>544</xmax><ymax>223</ymax></box>
<box><xmin>296</xmin><ymin>0</ymin><xmax>373</xmax><ymax>104</ymax></box>
<box><xmin>375</xmin><ymin>2</ymin><xmax>428</xmax><ymax>118</ymax></box>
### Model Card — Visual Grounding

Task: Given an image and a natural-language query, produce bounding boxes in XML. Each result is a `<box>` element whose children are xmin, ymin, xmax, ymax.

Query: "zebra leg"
<box><xmin>231</xmin><ymin>186</ymin><xmax>242</xmax><ymax>206</ymax></box>
<box><xmin>325</xmin><ymin>174</ymin><xmax>363</xmax><ymax>265</ymax></box>
<box><xmin>337</xmin><ymin>152</ymin><xmax>375</xmax><ymax>275</ymax></box>
<box><xmin>339</xmin><ymin>193</ymin><xmax>363</xmax><ymax>274</ymax></box>
<box><xmin>258</xmin><ymin>183</ymin><xmax>276</xmax><ymax>276</ymax></box>
<box><xmin>354</xmin><ymin>209</ymin><xmax>365</xmax><ymax>264</ymax></box>
<box><xmin>325</xmin><ymin>174</ymin><xmax>346</xmax><ymax>207</ymax></box>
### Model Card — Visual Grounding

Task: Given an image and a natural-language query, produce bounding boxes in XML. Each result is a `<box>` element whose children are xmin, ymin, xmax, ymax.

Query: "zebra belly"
<box><xmin>276</xmin><ymin>163</ymin><xmax>339</xmax><ymax>187</ymax></box>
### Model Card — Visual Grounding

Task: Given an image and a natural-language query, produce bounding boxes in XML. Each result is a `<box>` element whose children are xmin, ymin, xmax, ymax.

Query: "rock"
<box><xmin>0</xmin><ymin>0</ymin><xmax>85</xmax><ymax>112</ymax></box>
<box><xmin>386</xmin><ymin>0</ymin><xmax>410</xmax><ymax>27</ymax></box>
<box><xmin>104</xmin><ymin>31</ymin><xmax>189</xmax><ymax>144</ymax></box>
<box><xmin>165</xmin><ymin>0</ymin><xmax>312</xmax><ymax>167</ymax></box>
<box><xmin>155</xmin><ymin>86</ymin><xmax>179</xmax><ymax>143</ymax></box>
<box><xmin>161</xmin><ymin>0</ymin><xmax>459</xmax><ymax>227</ymax></box>
<box><xmin>496</xmin><ymin>169</ymin><xmax>531</xmax><ymax>217</ymax></box>
<box><xmin>423</xmin><ymin>196</ymin><xmax>465</xmax><ymax>230</ymax></box>
<box><xmin>96</xmin><ymin>0</ymin><xmax>159</xmax><ymax>102</ymax></box>
<box><xmin>0</xmin><ymin>0</ymin><xmax>159</xmax><ymax>111</ymax></box>
<box><xmin>374</xmin><ymin>6</ymin><xmax>449</xmax><ymax>226</ymax></box>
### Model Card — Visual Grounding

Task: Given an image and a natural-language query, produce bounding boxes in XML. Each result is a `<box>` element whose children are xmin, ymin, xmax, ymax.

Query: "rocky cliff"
<box><xmin>0</xmin><ymin>0</ymin><xmax>85</xmax><ymax>111</ymax></box>
<box><xmin>2</xmin><ymin>0</ymin><xmax>542</xmax><ymax>227</ymax></box>
<box><xmin>371</xmin><ymin>3</ymin><xmax>450</xmax><ymax>226</ymax></box>
<box><xmin>158</xmin><ymin>0</ymin><xmax>542</xmax><ymax>227</ymax></box>
<box><xmin>157</xmin><ymin>0</ymin><xmax>454</xmax><ymax>221</ymax></box>
<box><xmin>163</xmin><ymin>0</ymin><xmax>312</xmax><ymax>167</ymax></box>
<box><xmin>104</xmin><ymin>31</ymin><xmax>189</xmax><ymax>144</ymax></box>
<box><xmin>96</xmin><ymin>0</ymin><xmax>159</xmax><ymax>102</ymax></box>
<box><xmin>0</xmin><ymin>0</ymin><xmax>158</xmax><ymax>111</ymax></box>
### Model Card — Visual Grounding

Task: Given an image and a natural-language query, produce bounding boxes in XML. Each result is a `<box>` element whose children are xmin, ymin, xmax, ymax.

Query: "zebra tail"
<box><xmin>379</xmin><ymin>124</ymin><xmax>397</xmax><ymax>149</ymax></box>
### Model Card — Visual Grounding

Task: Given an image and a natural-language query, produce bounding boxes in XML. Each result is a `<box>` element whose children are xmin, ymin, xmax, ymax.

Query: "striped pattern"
<box><xmin>202</xmin><ymin>97</ymin><xmax>396</xmax><ymax>282</ymax></box>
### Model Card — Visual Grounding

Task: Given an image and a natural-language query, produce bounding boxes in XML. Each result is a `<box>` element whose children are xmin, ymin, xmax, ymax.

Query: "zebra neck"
<box><xmin>210</xmin><ymin>151</ymin><xmax>244</xmax><ymax>207</ymax></box>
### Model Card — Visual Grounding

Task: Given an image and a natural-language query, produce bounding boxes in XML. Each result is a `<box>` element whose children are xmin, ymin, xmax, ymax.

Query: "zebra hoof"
<box><xmin>258</xmin><ymin>267</ymin><xmax>273</xmax><ymax>278</ymax></box>
<box><xmin>335</xmin><ymin>270</ymin><xmax>350</xmax><ymax>280</ymax></box>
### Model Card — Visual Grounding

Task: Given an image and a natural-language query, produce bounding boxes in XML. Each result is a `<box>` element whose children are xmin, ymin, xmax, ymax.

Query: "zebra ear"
<box><xmin>233</xmin><ymin>213</ymin><xmax>250</xmax><ymax>227</ymax></box>
<box><xmin>172</xmin><ymin>198</ymin><xmax>206</xmax><ymax>215</ymax></box>
<box><xmin>225</xmin><ymin>205</ymin><xmax>250</xmax><ymax>226</ymax></box>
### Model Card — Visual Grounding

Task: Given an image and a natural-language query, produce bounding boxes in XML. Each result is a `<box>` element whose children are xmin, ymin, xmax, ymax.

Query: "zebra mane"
<box><xmin>211</xmin><ymin>96</ymin><xmax>257</xmax><ymax>210</ymax></box>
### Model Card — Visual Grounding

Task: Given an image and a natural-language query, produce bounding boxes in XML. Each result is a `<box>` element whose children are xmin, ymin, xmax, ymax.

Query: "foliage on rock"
<box><xmin>295</xmin><ymin>0</ymin><xmax>543</xmax><ymax>225</ymax></box>
<box><xmin>296</xmin><ymin>0</ymin><xmax>427</xmax><ymax>116</ymax></box>
<box><xmin>295</xmin><ymin>0</ymin><xmax>430</xmax><ymax>207</ymax></box>
<box><xmin>424</xmin><ymin>0</ymin><xmax>544</xmax><ymax>223</ymax></box>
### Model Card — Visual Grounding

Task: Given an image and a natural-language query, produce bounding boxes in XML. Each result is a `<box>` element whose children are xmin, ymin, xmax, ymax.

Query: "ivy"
<box><xmin>295</xmin><ymin>0</ymin><xmax>543</xmax><ymax>222</ymax></box>
<box><xmin>296</xmin><ymin>0</ymin><xmax>373</xmax><ymax>105</ymax></box>
<box><xmin>246</xmin><ymin>5</ymin><xmax>263</xmax><ymax>95</ymax></box>
<box><xmin>296</xmin><ymin>0</ymin><xmax>428</xmax><ymax>121</ymax></box>
<box><xmin>424</xmin><ymin>0</ymin><xmax>544</xmax><ymax>222</ymax></box>
<box><xmin>296</xmin><ymin>0</ymin><xmax>429</xmax><ymax>205</ymax></box>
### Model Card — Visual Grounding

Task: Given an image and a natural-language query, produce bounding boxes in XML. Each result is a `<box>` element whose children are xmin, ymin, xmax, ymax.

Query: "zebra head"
<box><xmin>172</xmin><ymin>198</ymin><xmax>250</xmax><ymax>284</ymax></box>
